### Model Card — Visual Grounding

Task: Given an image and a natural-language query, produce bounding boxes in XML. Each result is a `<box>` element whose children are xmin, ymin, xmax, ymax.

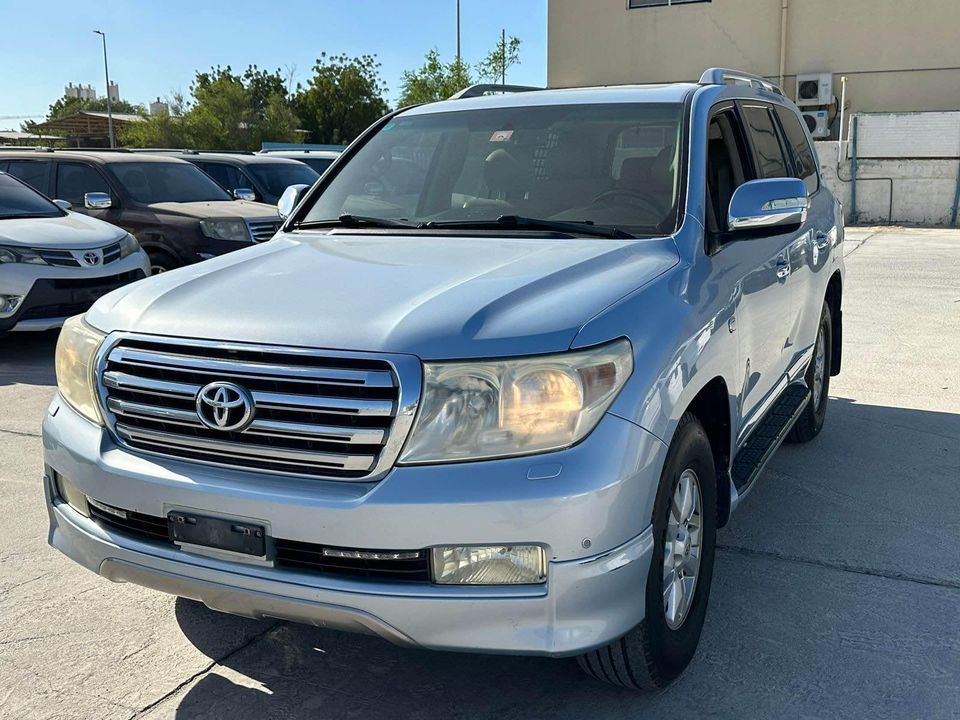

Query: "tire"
<box><xmin>577</xmin><ymin>412</ymin><xmax>717</xmax><ymax>690</ymax></box>
<box><xmin>147</xmin><ymin>249</ymin><xmax>179</xmax><ymax>275</ymax></box>
<box><xmin>787</xmin><ymin>301</ymin><xmax>832</xmax><ymax>443</ymax></box>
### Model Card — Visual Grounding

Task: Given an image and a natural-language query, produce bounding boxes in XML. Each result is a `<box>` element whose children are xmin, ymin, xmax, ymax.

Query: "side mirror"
<box><xmin>53</xmin><ymin>199</ymin><xmax>73</xmax><ymax>211</ymax></box>
<box><xmin>728</xmin><ymin>178</ymin><xmax>808</xmax><ymax>232</ymax></box>
<box><xmin>233</xmin><ymin>188</ymin><xmax>257</xmax><ymax>202</ymax></box>
<box><xmin>277</xmin><ymin>184</ymin><xmax>310</xmax><ymax>219</ymax></box>
<box><xmin>84</xmin><ymin>192</ymin><xmax>113</xmax><ymax>210</ymax></box>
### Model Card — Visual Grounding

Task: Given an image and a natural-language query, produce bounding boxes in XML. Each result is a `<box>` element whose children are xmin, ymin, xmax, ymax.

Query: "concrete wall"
<box><xmin>548</xmin><ymin>0</ymin><xmax>960</xmax><ymax>120</ymax></box>
<box><xmin>816</xmin><ymin>142</ymin><xmax>960</xmax><ymax>227</ymax></box>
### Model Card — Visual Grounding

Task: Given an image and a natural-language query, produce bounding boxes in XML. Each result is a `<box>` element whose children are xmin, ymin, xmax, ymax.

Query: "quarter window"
<box><xmin>774</xmin><ymin>105</ymin><xmax>820</xmax><ymax>194</ymax></box>
<box><xmin>741</xmin><ymin>105</ymin><xmax>790</xmax><ymax>179</ymax></box>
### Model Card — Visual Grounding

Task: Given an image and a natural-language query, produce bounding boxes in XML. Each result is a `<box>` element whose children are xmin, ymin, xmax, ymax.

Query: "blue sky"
<box><xmin>0</xmin><ymin>0</ymin><xmax>547</xmax><ymax>125</ymax></box>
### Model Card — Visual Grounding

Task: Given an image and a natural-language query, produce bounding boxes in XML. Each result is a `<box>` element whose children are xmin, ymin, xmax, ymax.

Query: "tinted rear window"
<box><xmin>5</xmin><ymin>160</ymin><xmax>52</xmax><ymax>194</ymax></box>
<box><xmin>741</xmin><ymin>105</ymin><xmax>790</xmax><ymax>179</ymax></box>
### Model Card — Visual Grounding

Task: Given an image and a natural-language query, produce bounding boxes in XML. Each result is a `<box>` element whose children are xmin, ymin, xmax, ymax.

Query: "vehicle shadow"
<box><xmin>167</xmin><ymin>396</ymin><xmax>960</xmax><ymax>718</ymax></box>
<box><xmin>0</xmin><ymin>330</ymin><xmax>59</xmax><ymax>387</ymax></box>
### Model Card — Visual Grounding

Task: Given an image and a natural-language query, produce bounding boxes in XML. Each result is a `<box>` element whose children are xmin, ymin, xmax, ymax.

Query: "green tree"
<box><xmin>477</xmin><ymin>35</ymin><xmax>522</xmax><ymax>85</ymax></box>
<box><xmin>119</xmin><ymin>93</ymin><xmax>191</xmax><ymax>148</ymax></box>
<box><xmin>294</xmin><ymin>53</ymin><xmax>391</xmax><ymax>145</ymax></box>
<box><xmin>397</xmin><ymin>50</ymin><xmax>473</xmax><ymax>106</ymax></box>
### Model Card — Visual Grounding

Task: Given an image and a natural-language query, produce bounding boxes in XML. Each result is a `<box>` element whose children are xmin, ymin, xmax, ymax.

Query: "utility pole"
<box><xmin>501</xmin><ymin>28</ymin><xmax>506</xmax><ymax>85</ymax></box>
<box><xmin>456</xmin><ymin>0</ymin><xmax>461</xmax><ymax>63</ymax></box>
<box><xmin>93</xmin><ymin>30</ymin><xmax>115</xmax><ymax>148</ymax></box>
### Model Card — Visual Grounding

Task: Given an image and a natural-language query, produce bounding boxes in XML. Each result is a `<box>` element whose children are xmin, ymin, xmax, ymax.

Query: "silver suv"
<box><xmin>44</xmin><ymin>69</ymin><xmax>844</xmax><ymax>689</ymax></box>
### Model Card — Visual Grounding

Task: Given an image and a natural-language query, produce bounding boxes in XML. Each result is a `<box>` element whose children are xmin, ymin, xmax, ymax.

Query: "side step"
<box><xmin>731</xmin><ymin>382</ymin><xmax>810</xmax><ymax>493</ymax></box>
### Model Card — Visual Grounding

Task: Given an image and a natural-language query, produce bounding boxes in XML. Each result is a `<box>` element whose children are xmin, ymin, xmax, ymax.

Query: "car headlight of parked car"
<box><xmin>399</xmin><ymin>338</ymin><xmax>633</xmax><ymax>464</ymax></box>
<box><xmin>55</xmin><ymin>316</ymin><xmax>107</xmax><ymax>426</ymax></box>
<box><xmin>118</xmin><ymin>233</ymin><xmax>141</xmax><ymax>259</ymax></box>
<box><xmin>200</xmin><ymin>219</ymin><xmax>250</xmax><ymax>242</ymax></box>
<box><xmin>0</xmin><ymin>246</ymin><xmax>45</xmax><ymax>264</ymax></box>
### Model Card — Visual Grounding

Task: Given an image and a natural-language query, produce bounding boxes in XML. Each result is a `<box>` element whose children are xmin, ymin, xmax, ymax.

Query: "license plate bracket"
<box><xmin>167</xmin><ymin>511</ymin><xmax>266</xmax><ymax>557</ymax></box>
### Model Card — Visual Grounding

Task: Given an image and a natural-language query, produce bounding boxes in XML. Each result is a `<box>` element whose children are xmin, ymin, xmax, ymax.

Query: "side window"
<box><xmin>774</xmin><ymin>105</ymin><xmax>820</xmax><ymax>194</ymax></box>
<box><xmin>705</xmin><ymin>107</ymin><xmax>749</xmax><ymax>235</ymax></box>
<box><xmin>6</xmin><ymin>160</ymin><xmax>52</xmax><ymax>194</ymax></box>
<box><xmin>197</xmin><ymin>162</ymin><xmax>240</xmax><ymax>191</ymax></box>
<box><xmin>741</xmin><ymin>104</ymin><xmax>790</xmax><ymax>179</ymax></box>
<box><xmin>55</xmin><ymin>163</ymin><xmax>111</xmax><ymax>205</ymax></box>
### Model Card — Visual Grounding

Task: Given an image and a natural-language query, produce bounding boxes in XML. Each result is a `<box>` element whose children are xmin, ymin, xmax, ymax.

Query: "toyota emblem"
<box><xmin>195</xmin><ymin>381</ymin><xmax>255</xmax><ymax>432</ymax></box>
<box><xmin>82</xmin><ymin>251</ymin><xmax>101</xmax><ymax>266</ymax></box>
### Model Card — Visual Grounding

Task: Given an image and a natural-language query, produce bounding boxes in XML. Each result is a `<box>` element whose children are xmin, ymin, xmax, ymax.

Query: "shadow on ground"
<box><xmin>164</xmin><ymin>397</ymin><xmax>960</xmax><ymax>719</ymax></box>
<box><xmin>0</xmin><ymin>330</ymin><xmax>59</xmax><ymax>387</ymax></box>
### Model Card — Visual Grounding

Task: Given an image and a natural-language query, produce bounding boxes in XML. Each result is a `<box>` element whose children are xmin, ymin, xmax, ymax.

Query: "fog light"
<box><xmin>432</xmin><ymin>545</ymin><xmax>546</xmax><ymax>585</ymax></box>
<box><xmin>0</xmin><ymin>295</ymin><xmax>23</xmax><ymax>317</ymax></box>
<box><xmin>53</xmin><ymin>472</ymin><xmax>89</xmax><ymax>517</ymax></box>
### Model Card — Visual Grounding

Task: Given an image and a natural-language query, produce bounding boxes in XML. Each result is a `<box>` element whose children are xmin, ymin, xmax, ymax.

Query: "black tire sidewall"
<box><xmin>643</xmin><ymin>417</ymin><xmax>718</xmax><ymax>683</ymax></box>
<box><xmin>809</xmin><ymin>303</ymin><xmax>832</xmax><ymax>429</ymax></box>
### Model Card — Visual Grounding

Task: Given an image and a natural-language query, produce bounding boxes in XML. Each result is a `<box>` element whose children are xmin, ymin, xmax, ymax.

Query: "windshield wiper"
<box><xmin>297</xmin><ymin>214</ymin><xmax>418</xmax><ymax>230</ymax></box>
<box><xmin>421</xmin><ymin>215</ymin><xmax>634</xmax><ymax>239</ymax></box>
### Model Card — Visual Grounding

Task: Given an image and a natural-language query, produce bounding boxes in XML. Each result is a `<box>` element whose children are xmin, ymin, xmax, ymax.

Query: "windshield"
<box><xmin>303</xmin><ymin>103</ymin><xmax>685</xmax><ymax>234</ymax></box>
<box><xmin>110</xmin><ymin>162</ymin><xmax>232</xmax><ymax>204</ymax></box>
<box><xmin>0</xmin><ymin>172</ymin><xmax>62</xmax><ymax>219</ymax></box>
<box><xmin>247</xmin><ymin>163</ymin><xmax>319</xmax><ymax>198</ymax></box>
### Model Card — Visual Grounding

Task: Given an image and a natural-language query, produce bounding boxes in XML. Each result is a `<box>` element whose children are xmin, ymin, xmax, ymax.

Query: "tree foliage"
<box><xmin>477</xmin><ymin>35</ymin><xmax>522</xmax><ymax>84</ymax></box>
<box><xmin>293</xmin><ymin>53</ymin><xmax>391</xmax><ymax>145</ymax></box>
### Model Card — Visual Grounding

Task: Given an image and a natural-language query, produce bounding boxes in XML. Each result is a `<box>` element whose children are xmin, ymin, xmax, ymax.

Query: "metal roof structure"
<box><xmin>30</xmin><ymin>111</ymin><xmax>144</xmax><ymax>143</ymax></box>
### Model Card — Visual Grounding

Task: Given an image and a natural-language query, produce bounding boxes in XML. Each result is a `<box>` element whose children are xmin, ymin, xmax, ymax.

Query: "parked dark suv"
<box><xmin>141</xmin><ymin>151</ymin><xmax>319</xmax><ymax>206</ymax></box>
<box><xmin>0</xmin><ymin>150</ymin><xmax>283</xmax><ymax>273</ymax></box>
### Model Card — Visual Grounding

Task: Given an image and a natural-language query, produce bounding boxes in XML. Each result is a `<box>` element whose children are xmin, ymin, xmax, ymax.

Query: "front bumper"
<box><xmin>43</xmin><ymin>397</ymin><xmax>666</xmax><ymax>656</ymax></box>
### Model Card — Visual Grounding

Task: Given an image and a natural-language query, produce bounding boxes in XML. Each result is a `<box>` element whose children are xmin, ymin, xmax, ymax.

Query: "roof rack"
<box><xmin>129</xmin><ymin>148</ymin><xmax>196</xmax><ymax>154</ymax></box>
<box><xmin>699</xmin><ymin>68</ymin><xmax>784</xmax><ymax>96</ymax></box>
<box><xmin>0</xmin><ymin>146</ymin><xmax>132</xmax><ymax>153</ymax></box>
<box><xmin>449</xmin><ymin>83</ymin><xmax>543</xmax><ymax>100</ymax></box>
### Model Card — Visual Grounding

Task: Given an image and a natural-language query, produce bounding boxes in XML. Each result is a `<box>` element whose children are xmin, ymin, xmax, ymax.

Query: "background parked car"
<box><xmin>0</xmin><ymin>170</ymin><xmax>149</xmax><ymax>334</ymax></box>
<box><xmin>257</xmin><ymin>149</ymin><xmax>341</xmax><ymax>175</ymax></box>
<box><xmin>0</xmin><ymin>150</ymin><xmax>283</xmax><ymax>273</ymax></box>
<box><xmin>136</xmin><ymin>151</ymin><xmax>320</xmax><ymax>205</ymax></box>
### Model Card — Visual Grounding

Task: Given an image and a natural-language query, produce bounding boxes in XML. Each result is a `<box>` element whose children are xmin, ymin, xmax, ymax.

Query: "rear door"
<box><xmin>5</xmin><ymin>159</ymin><xmax>53</xmax><ymax>196</ymax></box>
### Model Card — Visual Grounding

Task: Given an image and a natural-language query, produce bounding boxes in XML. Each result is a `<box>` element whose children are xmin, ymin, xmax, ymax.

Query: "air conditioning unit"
<box><xmin>795</xmin><ymin>72</ymin><xmax>833</xmax><ymax>107</ymax></box>
<box><xmin>802</xmin><ymin>110</ymin><xmax>830</xmax><ymax>139</ymax></box>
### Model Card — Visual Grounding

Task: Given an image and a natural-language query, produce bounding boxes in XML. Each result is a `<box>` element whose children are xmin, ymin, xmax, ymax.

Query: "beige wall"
<box><xmin>548</xmin><ymin>0</ymin><xmax>960</xmax><ymax>115</ymax></box>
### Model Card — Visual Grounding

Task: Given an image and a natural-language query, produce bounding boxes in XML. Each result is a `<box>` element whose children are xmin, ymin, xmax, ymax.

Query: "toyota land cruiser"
<box><xmin>43</xmin><ymin>69</ymin><xmax>844</xmax><ymax>689</ymax></box>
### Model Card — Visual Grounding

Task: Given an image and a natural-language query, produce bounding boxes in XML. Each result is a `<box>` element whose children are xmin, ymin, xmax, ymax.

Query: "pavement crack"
<box><xmin>0</xmin><ymin>427</ymin><xmax>41</xmax><ymax>439</ymax></box>
<box><xmin>717</xmin><ymin>544</ymin><xmax>960</xmax><ymax>592</ymax></box>
<box><xmin>126</xmin><ymin>619</ymin><xmax>282</xmax><ymax>719</ymax></box>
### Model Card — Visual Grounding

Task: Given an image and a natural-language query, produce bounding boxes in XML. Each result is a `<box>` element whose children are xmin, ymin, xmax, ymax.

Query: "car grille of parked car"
<box><xmin>98</xmin><ymin>337</ymin><xmax>407</xmax><ymax>480</ymax></box>
<box><xmin>87</xmin><ymin>500</ymin><xmax>431</xmax><ymax>582</ymax></box>
<box><xmin>246</xmin><ymin>219</ymin><xmax>281</xmax><ymax>243</ymax></box>
<box><xmin>19</xmin><ymin>270</ymin><xmax>146</xmax><ymax>320</ymax></box>
<box><xmin>37</xmin><ymin>241</ymin><xmax>122</xmax><ymax>267</ymax></box>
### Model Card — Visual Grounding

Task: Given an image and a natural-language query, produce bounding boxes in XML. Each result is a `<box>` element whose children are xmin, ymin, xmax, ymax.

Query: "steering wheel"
<box><xmin>591</xmin><ymin>189</ymin><xmax>665</xmax><ymax>218</ymax></box>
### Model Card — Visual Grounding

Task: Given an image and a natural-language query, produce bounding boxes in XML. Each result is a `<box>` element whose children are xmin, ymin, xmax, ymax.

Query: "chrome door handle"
<box><xmin>776</xmin><ymin>258</ymin><xmax>790</xmax><ymax>279</ymax></box>
<box><xmin>814</xmin><ymin>231</ymin><xmax>830</xmax><ymax>250</ymax></box>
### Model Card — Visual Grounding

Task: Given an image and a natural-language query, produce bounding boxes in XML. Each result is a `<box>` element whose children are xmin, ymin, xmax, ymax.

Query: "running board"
<box><xmin>731</xmin><ymin>382</ymin><xmax>810</xmax><ymax>493</ymax></box>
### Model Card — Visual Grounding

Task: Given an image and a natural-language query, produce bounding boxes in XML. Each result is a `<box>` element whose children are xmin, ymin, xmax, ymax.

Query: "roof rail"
<box><xmin>449</xmin><ymin>83</ymin><xmax>543</xmax><ymax>100</ymax></box>
<box><xmin>129</xmin><ymin>148</ymin><xmax>196</xmax><ymax>154</ymax></box>
<box><xmin>699</xmin><ymin>68</ymin><xmax>784</xmax><ymax>96</ymax></box>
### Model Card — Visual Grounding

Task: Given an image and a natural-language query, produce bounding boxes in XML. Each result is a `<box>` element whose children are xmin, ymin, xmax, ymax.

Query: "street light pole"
<box><xmin>456</xmin><ymin>0</ymin><xmax>461</xmax><ymax>63</ymax></box>
<box><xmin>93</xmin><ymin>30</ymin><xmax>114</xmax><ymax>148</ymax></box>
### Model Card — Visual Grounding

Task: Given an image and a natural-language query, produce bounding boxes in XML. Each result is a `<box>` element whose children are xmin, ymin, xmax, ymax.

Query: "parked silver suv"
<box><xmin>44</xmin><ymin>69</ymin><xmax>844</xmax><ymax>689</ymax></box>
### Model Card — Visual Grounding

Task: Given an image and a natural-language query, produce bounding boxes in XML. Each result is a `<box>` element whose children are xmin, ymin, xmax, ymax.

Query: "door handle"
<box><xmin>814</xmin><ymin>231</ymin><xmax>831</xmax><ymax>250</ymax></box>
<box><xmin>776</xmin><ymin>258</ymin><xmax>790</xmax><ymax>279</ymax></box>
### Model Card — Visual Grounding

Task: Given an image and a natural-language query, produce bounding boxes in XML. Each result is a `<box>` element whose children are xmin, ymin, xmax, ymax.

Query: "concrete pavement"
<box><xmin>1</xmin><ymin>228</ymin><xmax>958</xmax><ymax>719</ymax></box>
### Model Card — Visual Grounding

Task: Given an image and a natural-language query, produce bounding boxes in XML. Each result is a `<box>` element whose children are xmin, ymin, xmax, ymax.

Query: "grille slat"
<box><xmin>246</xmin><ymin>219</ymin><xmax>281</xmax><ymax>243</ymax></box>
<box><xmin>99</xmin><ymin>336</ymin><xmax>412</xmax><ymax>480</ymax></box>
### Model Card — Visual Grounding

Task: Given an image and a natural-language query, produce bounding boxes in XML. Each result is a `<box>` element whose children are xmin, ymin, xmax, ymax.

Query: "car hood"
<box><xmin>148</xmin><ymin>200</ymin><xmax>279</xmax><ymax>219</ymax></box>
<box><xmin>0</xmin><ymin>211</ymin><xmax>126</xmax><ymax>249</ymax></box>
<box><xmin>87</xmin><ymin>231</ymin><xmax>680</xmax><ymax>359</ymax></box>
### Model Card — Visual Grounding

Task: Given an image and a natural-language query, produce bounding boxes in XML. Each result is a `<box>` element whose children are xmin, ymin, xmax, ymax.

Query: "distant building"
<box><xmin>64</xmin><ymin>83</ymin><xmax>96</xmax><ymax>101</ymax></box>
<box><xmin>107</xmin><ymin>82</ymin><xmax>120</xmax><ymax>103</ymax></box>
<box><xmin>149</xmin><ymin>97</ymin><xmax>170</xmax><ymax>116</ymax></box>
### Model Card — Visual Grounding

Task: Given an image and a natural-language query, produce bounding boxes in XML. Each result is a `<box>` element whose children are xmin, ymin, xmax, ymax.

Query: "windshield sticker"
<box><xmin>490</xmin><ymin>130</ymin><xmax>514</xmax><ymax>142</ymax></box>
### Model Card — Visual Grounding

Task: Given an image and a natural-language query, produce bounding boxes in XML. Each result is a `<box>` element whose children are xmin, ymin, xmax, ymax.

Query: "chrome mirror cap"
<box><xmin>277</xmin><ymin>184</ymin><xmax>310</xmax><ymax>219</ymax></box>
<box><xmin>233</xmin><ymin>188</ymin><xmax>257</xmax><ymax>202</ymax></box>
<box><xmin>84</xmin><ymin>192</ymin><xmax>113</xmax><ymax>210</ymax></box>
<box><xmin>53</xmin><ymin>199</ymin><xmax>73</xmax><ymax>211</ymax></box>
<box><xmin>728</xmin><ymin>178</ymin><xmax>808</xmax><ymax>231</ymax></box>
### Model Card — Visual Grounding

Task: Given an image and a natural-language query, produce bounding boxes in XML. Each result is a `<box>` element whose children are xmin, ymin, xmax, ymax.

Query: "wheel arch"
<box><xmin>682</xmin><ymin>376</ymin><xmax>734</xmax><ymax>528</ymax></box>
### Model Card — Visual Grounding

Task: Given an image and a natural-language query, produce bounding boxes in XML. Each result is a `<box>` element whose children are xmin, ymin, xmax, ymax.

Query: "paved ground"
<box><xmin>1</xmin><ymin>228</ymin><xmax>958</xmax><ymax>719</ymax></box>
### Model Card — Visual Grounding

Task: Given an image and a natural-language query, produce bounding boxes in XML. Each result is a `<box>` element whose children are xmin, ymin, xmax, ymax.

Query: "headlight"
<box><xmin>55</xmin><ymin>316</ymin><xmax>106</xmax><ymax>425</ymax></box>
<box><xmin>400</xmin><ymin>338</ymin><xmax>633</xmax><ymax>463</ymax></box>
<box><xmin>118</xmin><ymin>233</ymin><xmax>141</xmax><ymax>259</ymax></box>
<box><xmin>0</xmin><ymin>246</ymin><xmax>45</xmax><ymax>264</ymax></box>
<box><xmin>200</xmin><ymin>219</ymin><xmax>250</xmax><ymax>242</ymax></box>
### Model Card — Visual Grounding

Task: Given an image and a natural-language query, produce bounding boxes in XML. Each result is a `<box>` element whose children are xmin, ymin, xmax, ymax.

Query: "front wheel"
<box><xmin>577</xmin><ymin>413</ymin><xmax>717</xmax><ymax>690</ymax></box>
<box><xmin>147</xmin><ymin>249</ymin><xmax>179</xmax><ymax>275</ymax></box>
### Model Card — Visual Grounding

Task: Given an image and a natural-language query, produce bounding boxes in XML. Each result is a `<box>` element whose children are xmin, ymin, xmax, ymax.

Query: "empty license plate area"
<box><xmin>168</xmin><ymin>511</ymin><xmax>266</xmax><ymax>557</ymax></box>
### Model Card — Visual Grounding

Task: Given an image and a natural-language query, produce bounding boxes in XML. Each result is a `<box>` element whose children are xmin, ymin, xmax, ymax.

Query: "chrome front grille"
<box><xmin>246</xmin><ymin>219</ymin><xmax>281</xmax><ymax>243</ymax></box>
<box><xmin>97</xmin><ymin>335</ymin><xmax>421</xmax><ymax>480</ymax></box>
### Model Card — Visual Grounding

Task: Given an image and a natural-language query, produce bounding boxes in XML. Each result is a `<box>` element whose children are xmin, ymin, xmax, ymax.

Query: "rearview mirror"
<box><xmin>84</xmin><ymin>192</ymin><xmax>113</xmax><ymax>210</ymax></box>
<box><xmin>728</xmin><ymin>178</ymin><xmax>808</xmax><ymax>232</ymax></box>
<box><xmin>233</xmin><ymin>188</ymin><xmax>257</xmax><ymax>202</ymax></box>
<box><xmin>277</xmin><ymin>184</ymin><xmax>310</xmax><ymax>219</ymax></box>
<box><xmin>53</xmin><ymin>199</ymin><xmax>72</xmax><ymax>211</ymax></box>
